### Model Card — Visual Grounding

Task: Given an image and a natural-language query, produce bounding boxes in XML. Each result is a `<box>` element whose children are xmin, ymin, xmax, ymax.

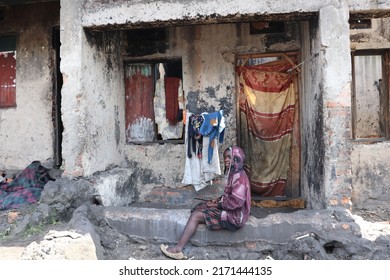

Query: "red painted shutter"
<box><xmin>0</xmin><ymin>51</ymin><xmax>16</xmax><ymax>108</ymax></box>
<box><xmin>124</xmin><ymin>64</ymin><xmax>155</xmax><ymax>142</ymax></box>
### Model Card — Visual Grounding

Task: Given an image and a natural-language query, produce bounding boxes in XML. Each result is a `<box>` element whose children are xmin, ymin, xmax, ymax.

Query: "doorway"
<box><xmin>52</xmin><ymin>27</ymin><xmax>63</xmax><ymax>168</ymax></box>
<box><xmin>235</xmin><ymin>52</ymin><xmax>301</xmax><ymax>198</ymax></box>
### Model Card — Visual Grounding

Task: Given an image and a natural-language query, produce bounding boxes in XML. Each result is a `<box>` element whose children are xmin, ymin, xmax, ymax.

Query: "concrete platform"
<box><xmin>103</xmin><ymin>206</ymin><xmax>362</xmax><ymax>246</ymax></box>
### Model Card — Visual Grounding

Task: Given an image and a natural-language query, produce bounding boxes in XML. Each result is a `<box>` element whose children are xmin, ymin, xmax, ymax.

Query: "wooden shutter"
<box><xmin>0</xmin><ymin>51</ymin><xmax>16</xmax><ymax>108</ymax></box>
<box><xmin>124</xmin><ymin>63</ymin><xmax>155</xmax><ymax>142</ymax></box>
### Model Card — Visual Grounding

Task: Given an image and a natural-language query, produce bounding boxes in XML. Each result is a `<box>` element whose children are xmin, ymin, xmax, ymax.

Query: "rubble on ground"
<box><xmin>0</xmin><ymin>175</ymin><xmax>389</xmax><ymax>260</ymax></box>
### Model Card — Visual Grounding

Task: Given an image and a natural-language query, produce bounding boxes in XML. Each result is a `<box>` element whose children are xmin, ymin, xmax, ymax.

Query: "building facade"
<box><xmin>1</xmin><ymin>0</ymin><xmax>390</xmax><ymax>217</ymax></box>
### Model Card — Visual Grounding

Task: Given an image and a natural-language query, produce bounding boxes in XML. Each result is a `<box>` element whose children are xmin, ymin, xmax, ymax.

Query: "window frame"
<box><xmin>123</xmin><ymin>58</ymin><xmax>184</xmax><ymax>145</ymax></box>
<box><xmin>351</xmin><ymin>49</ymin><xmax>390</xmax><ymax>141</ymax></box>
<box><xmin>0</xmin><ymin>34</ymin><xmax>17</xmax><ymax>108</ymax></box>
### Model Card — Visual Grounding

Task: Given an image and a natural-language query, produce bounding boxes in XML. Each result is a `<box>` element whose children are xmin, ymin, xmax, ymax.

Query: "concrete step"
<box><xmin>102</xmin><ymin>206</ymin><xmax>362</xmax><ymax>246</ymax></box>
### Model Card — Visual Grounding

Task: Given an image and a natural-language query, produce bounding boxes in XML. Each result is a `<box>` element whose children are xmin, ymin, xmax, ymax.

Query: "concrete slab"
<box><xmin>103</xmin><ymin>206</ymin><xmax>362</xmax><ymax>246</ymax></box>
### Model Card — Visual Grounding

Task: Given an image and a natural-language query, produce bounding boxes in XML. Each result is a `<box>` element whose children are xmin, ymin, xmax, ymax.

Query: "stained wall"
<box><xmin>0</xmin><ymin>2</ymin><xmax>59</xmax><ymax>169</ymax></box>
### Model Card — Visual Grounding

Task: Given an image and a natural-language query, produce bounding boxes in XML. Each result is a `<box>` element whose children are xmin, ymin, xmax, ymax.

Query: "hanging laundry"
<box><xmin>154</xmin><ymin>64</ymin><xmax>184</xmax><ymax>140</ymax></box>
<box><xmin>182</xmin><ymin>112</ymin><xmax>221</xmax><ymax>191</ymax></box>
<box><xmin>164</xmin><ymin>77</ymin><xmax>181</xmax><ymax>124</ymax></box>
<box><xmin>199</xmin><ymin>110</ymin><xmax>225</xmax><ymax>164</ymax></box>
<box><xmin>187</xmin><ymin>114</ymin><xmax>204</xmax><ymax>159</ymax></box>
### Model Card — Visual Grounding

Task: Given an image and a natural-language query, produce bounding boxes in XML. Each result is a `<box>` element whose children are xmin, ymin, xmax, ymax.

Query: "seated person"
<box><xmin>160</xmin><ymin>145</ymin><xmax>251</xmax><ymax>260</ymax></box>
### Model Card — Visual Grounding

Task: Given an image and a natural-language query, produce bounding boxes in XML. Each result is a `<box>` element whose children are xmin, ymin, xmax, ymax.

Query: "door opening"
<box><xmin>52</xmin><ymin>27</ymin><xmax>63</xmax><ymax>168</ymax></box>
<box><xmin>235</xmin><ymin>52</ymin><xmax>301</xmax><ymax>199</ymax></box>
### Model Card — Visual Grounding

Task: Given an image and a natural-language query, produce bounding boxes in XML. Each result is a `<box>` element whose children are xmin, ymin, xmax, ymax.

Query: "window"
<box><xmin>0</xmin><ymin>35</ymin><xmax>16</xmax><ymax>108</ymax></box>
<box><xmin>124</xmin><ymin>59</ymin><xmax>184</xmax><ymax>143</ymax></box>
<box><xmin>250</xmin><ymin>22</ymin><xmax>285</xmax><ymax>35</ymax></box>
<box><xmin>351</xmin><ymin>50</ymin><xmax>389</xmax><ymax>140</ymax></box>
<box><xmin>126</xmin><ymin>28</ymin><xmax>168</xmax><ymax>57</ymax></box>
<box><xmin>349</xmin><ymin>19</ymin><xmax>372</xmax><ymax>30</ymax></box>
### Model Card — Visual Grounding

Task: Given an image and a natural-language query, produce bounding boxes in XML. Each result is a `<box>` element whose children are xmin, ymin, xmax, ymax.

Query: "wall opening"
<box><xmin>351</xmin><ymin>49</ymin><xmax>390</xmax><ymax>141</ymax></box>
<box><xmin>235</xmin><ymin>52</ymin><xmax>301</xmax><ymax>200</ymax></box>
<box><xmin>0</xmin><ymin>34</ymin><xmax>16</xmax><ymax>108</ymax></box>
<box><xmin>52</xmin><ymin>26</ymin><xmax>63</xmax><ymax>168</ymax></box>
<box><xmin>124</xmin><ymin>59</ymin><xmax>184</xmax><ymax>144</ymax></box>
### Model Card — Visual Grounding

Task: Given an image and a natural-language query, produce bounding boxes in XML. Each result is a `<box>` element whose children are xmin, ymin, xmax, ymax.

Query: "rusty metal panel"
<box><xmin>0</xmin><ymin>51</ymin><xmax>16</xmax><ymax>108</ymax></box>
<box><xmin>124</xmin><ymin>63</ymin><xmax>155</xmax><ymax>142</ymax></box>
<box><xmin>354</xmin><ymin>54</ymin><xmax>383</xmax><ymax>138</ymax></box>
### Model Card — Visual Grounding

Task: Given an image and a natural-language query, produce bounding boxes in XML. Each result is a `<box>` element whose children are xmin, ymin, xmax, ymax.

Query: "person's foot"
<box><xmin>160</xmin><ymin>244</ymin><xmax>186</xmax><ymax>260</ymax></box>
<box><xmin>166</xmin><ymin>246</ymin><xmax>181</xmax><ymax>254</ymax></box>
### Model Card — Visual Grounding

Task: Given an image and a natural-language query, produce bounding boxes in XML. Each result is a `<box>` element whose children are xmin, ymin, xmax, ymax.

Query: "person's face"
<box><xmin>223</xmin><ymin>149</ymin><xmax>232</xmax><ymax>169</ymax></box>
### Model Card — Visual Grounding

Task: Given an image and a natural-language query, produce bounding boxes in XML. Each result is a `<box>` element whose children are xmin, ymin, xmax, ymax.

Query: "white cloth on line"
<box><xmin>182</xmin><ymin>112</ymin><xmax>221</xmax><ymax>191</ymax></box>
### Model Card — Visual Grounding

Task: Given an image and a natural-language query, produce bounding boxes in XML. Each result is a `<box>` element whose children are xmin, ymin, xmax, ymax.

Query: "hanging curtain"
<box><xmin>236</xmin><ymin>58</ymin><xmax>296</xmax><ymax>197</ymax></box>
<box><xmin>164</xmin><ymin>77</ymin><xmax>181</xmax><ymax>125</ymax></box>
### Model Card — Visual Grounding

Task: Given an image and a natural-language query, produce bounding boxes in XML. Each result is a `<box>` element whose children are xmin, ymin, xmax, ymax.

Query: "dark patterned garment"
<box><xmin>0</xmin><ymin>161</ymin><xmax>53</xmax><ymax>210</ymax></box>
<box><xmin>192</xmin><ymin>202</ymin><xmax>224</xmax><ymax>230</ymax></box>
<box><xmin>192</xmin><ymin>146</ymin><xmax>251</xmax><ymax>230</ymax></box>
<box><xmin>187</xmin><ymin>114</ymin><xmax>204</xmax><ymax>159</ymax></box>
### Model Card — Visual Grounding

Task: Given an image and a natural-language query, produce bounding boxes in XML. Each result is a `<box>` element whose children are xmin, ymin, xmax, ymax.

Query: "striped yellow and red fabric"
<box><xmin>236</xmin><ymin>58</ymin><xmax>296</xmax><ymax>197</ymax></box>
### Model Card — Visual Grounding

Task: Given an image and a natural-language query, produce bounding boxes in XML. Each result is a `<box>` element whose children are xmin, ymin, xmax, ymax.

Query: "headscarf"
<box><xmin>220</xmin><ymin>145</ymin><xmax>251</xmax><ymax>228</ymax></box>
<box><xmin>224</xmin><ymin>145</ymin><xmax>246</xmax><ymax>175</ymax></box>
<box><xmin>230</xmin><ymin>145</ymin><xmax>245</xmax><ymax>172</ymax></box>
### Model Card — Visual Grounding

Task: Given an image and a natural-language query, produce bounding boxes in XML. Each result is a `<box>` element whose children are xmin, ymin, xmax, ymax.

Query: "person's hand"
<box><xmin>206</xmin><ymin>199</ymin><xmax>218</xmax><ymax>208</ymax></box>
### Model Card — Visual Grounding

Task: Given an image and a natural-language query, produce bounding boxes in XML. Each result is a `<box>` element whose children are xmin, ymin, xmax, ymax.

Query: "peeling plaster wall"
<box><xmin>0</xmin><ymin>2</ymin><xmax>59</xmax><ymax>169</ymax></box>
<box><xmin>351</xmin><ymin>143</ymin><xmax>390</xmax><ymax>218</ymax></box>
<box><xmin>301</xmin><ymin>18</ymin><xmax>326</xmax><ymax>209</ymax></box>
<box><xmin>81</xmin><ymin>30</ymin><xmax>126</xmax><ymax>174</ymax></box>
<box><xmin>60</xmin><ymin>0</ymin><xmax>87</xmax><ymax>177</ymax></box>
<box><xmin>81</xmin><ymin>0</ymin><xmax>390</xmax><ymax>29</ymax></box>
<box><xmin>61</xmin><ymin>1</ymin><xmax>125</xmax><ymax>177</ymax></box>
<box><xmin>120</xmin><ymin>22</ymin><xmax>301</xmax><ymax>191</ymax></box>
<box><xmin>62</xmin><ymin>17</ymin><xmax>301</xmax><ymax>194</ymax></box>
<box><xmin>320</xmin><ymin>5</ymin><xmax>352</xmax><ymax>209</ymax></box>
<box><xmin>301</xmin><ymin>5</ymin><xmax>352</xmax><ymax>210</ymax></box>
<box><xmin>122</xmin><ymin>24</ymin><xmax>242</xmax><ymax>189</ymax></box>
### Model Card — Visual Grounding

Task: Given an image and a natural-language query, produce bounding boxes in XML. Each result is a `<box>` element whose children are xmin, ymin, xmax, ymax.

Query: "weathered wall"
<box><xmin>350</xmin><ymin>18</ymin><xmax>390</xmax><ymax>216</ymax></box>
<box><xmin>59</xmin><ymin>0</ymin><xmax>389</xmax><ymax>211</ymax></box>
<box><xmin>60</xmin><ymin>1</ymin><xmax>126</xmax><ymax>177</ymax></box>
<box><xmin>60</xmin><ymin>0</ymin><xmax>87</xmax><ymax>177</ymax></box>
<box><xmin>300</xmin><ymin>18</ymin><xmax>326</xmax><ymax>209</ymax></box>
<box><xmin>81</xmin><ymin>0</ymin><xmax>390</xmax><ymax>30</ymax></box>
<box><xmin>105</xmin><ymin>22</ymin><xmax>301</xmax><ymax>192</ymax></box>
<box><xmin>301</xmin><ymin>5</ymin><xmax>352</xmax><ymax>210</ymax></box>
<box><xmin>0</xmin><ymin>2</ymin><xmax>59</xmax><ymax>169</ymax></box>
<box><xmin>70</xmin><ymin>0</ymin><xmax>349</xmax><ymax>209</ymax></box>
<box><xmin>81</xmin><ymin>30</ymin><xmax>126</xmax><ymax>174</ymax></box>
<box><xmin>351</xmin><ymin>143</ymin><xmax>390</xmax><ymax>219</ymax></box>
<box><xmin>319</xmin><ymin>5</ymin><xmax>353</xmax><ymax>209</ymax></box>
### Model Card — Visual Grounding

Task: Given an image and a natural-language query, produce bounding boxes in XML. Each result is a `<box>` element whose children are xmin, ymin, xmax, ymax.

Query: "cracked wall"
<box><xmin>0</xmin><ymin>2</ymin><xmax>59</xmax><ymax>169</ymax></box>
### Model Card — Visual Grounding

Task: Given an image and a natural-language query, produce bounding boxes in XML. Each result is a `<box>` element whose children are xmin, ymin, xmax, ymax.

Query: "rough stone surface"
<box><xmin>20</xmin><ymin>230</ymin><xmax>99</xmax><ymax>260</ymax></box>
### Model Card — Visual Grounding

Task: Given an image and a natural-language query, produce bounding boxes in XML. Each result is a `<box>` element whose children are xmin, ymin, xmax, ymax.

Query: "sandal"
<box><xmin>160</xmin><ymin>244</ymin><xmax>187</xmax><ymax>260</ymax></box>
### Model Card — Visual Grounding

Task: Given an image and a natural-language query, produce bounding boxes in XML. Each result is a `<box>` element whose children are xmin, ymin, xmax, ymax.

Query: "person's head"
<box><xmin>223</xmin><ymin>148</ymin><xmax>232</xmax><ymax>174</ymax></box>
<box><xmin>223</xmin><ymin>146</ymin><xmax>246</xmax><ymax>174</ymax></box>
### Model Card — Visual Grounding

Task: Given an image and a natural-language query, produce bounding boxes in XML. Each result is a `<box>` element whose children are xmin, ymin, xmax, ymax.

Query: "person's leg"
<box><xmin>166</xmin><ymin>210</ymin><xmax>205</xmax><ymax>253</ymax></box>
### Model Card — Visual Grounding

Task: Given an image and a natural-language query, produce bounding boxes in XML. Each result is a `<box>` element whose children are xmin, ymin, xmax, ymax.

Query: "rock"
<box><xmin>20</xmin><ymin>229</ymin><xmax>99</xmax><ymax>260</ymax></box>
